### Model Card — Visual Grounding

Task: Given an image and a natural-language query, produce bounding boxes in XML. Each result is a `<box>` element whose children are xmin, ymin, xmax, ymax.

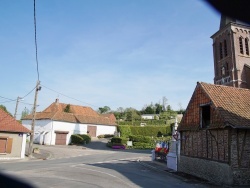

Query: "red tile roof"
<box><xmin>200</xmin><ymin>82</ymin><xmax>250</xmax><ymax>128</ymax></box>
<box><xmin>23</xmin><ymin>100</ymin><xmax>117</xmax><ymax>126</ymax></box>
<box><xmin>0</xmin><ymin>109</ymin><xmax>31</xmax><ymax>133</ymax></box>
<box><xmin>179</xmin><ymin>82</ymin><xmax>250</xmax><ymax>130</ymax></box>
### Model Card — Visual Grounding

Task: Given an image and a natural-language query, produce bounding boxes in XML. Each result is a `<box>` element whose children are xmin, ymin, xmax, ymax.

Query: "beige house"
<box><xmin>0</xmin><ymin>109</ymin><xmax>30</xmax><ymax>159</ymax></box>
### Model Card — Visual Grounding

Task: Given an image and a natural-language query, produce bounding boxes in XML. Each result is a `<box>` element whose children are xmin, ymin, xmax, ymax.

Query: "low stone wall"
<box><xmin>233</xmin><ymin>169</ymin><xmax>250</xmax><ymax>185</ymax></box>
<box><xmin>179</xmin><ymin>156</ymin><xmax>233</xmax><ymax>185</ymax></box>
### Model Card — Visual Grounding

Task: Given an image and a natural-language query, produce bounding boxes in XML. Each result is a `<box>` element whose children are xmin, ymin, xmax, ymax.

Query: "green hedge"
<box><xmin>118</xmin><ymin>125</ymin><xmax>171</xmax><ymax>137</ymax></box>
<box><xmin>70</xmin><ymin>134</ymin><xmax>91</xmax><ymax>144</ymax></box>
<box><xmin>118</xmin><ymin>119</ymin><xmax>170</xmax><ymax>126</ymax></box>
<box><xmin>129</xmin><ymin>135</ymin><xmax>152</xmax><ymax>143</ymax></box>
<box><xmin>110</xmin><ymin>137</ymin><xmax>128</xmax><ymax>145</ymax></box>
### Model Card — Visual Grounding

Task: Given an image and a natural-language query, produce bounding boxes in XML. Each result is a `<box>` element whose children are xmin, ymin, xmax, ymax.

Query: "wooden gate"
<box><xmin>87</xmin><ymin>126</ymin><xmax>97</xmax><ymax>137</ymax></box>
<box><xmin>55</xmin><ymin>131</ymin><xmax>68</xmax><ymax>145</ymax></box>
<box><xmin>0</xmin><ymin>138</ymin><xmax>7</xmax><ymax>153</ymax></box>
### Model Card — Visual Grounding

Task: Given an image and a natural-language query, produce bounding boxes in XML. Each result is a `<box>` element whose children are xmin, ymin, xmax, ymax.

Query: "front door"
<box><xmin>87</xmin><ymin>126</ymin><xmax>97</xmax><ymax>137</ymax></box>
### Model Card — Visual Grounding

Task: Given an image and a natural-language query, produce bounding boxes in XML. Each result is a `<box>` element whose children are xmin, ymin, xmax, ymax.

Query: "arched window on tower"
<box><xmin>239</xmin><ymin>37</ymin><xmax>244</xmax><ymax>54</ymax></box>
<box><xmin>224</xmin><ymin>40</ymin><xmax>228</xmax><ymax>57</ymax></box>
<box><xmin>245</xmin><ymin>38</ymin><xmax>249</xmax><ymax>55</ymax></box>
<box><xmin>219</xmin><ymin>42</ymin><xmax>223</xmax><ymax>59</ymax></box>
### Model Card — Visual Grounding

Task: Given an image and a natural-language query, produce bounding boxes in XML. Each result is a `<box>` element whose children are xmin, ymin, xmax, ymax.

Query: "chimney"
<box><xmin>55</xmin><ymin>98</ymin><xmax>59</xmax><ymax>104</ymax></box>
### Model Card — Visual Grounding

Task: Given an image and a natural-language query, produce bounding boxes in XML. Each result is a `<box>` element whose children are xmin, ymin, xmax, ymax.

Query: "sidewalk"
<box><xmin>139</xmin><ymin>158</ymin><xmax>211</xmax><ymax>186</ymax></box>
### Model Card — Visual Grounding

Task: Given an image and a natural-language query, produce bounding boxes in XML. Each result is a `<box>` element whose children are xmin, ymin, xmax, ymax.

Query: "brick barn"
<box><xmin>178</xmin><ymin>82</ymin><xmax>250</xmax><ymax>185</ymax></box>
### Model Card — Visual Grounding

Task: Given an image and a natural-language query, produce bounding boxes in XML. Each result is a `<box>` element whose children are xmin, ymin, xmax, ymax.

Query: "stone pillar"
<box><xmin>167</xmin><ymin>118</ymin><xmax>180</xmax><ymax>171</ymax></box>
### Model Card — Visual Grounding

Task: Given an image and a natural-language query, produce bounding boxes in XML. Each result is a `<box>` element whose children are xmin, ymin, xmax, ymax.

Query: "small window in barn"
<box><xmin>200</xmin><ymin>105</ymin><xmax>210</xmax><ymax>128</ymax></box>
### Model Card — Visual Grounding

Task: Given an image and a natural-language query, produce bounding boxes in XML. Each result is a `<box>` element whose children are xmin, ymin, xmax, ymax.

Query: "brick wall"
<box><xmin>181</xmin><ymin>129</ymin><xmax>229</xmax><ymax>162</ymax></box>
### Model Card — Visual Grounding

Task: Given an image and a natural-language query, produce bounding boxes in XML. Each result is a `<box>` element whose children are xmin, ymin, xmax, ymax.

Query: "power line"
<box><xmin>34</xmin><ymin>0</ymin><xmax>40</xmax><ymax>81</ymax></box>
<box><xmin>21</xmin><ymin>86</ymin><xmax>36</xmax><ymax>99</ymax></box>
<box><xmin>0</xmin><ymin>96</ymin><xmax>16</xmax><ymax>102</ymax></box>
<box><xmin>41</xmin><ymin>84</ymin><xmax>99</xmax><ymax>108</ymax></box>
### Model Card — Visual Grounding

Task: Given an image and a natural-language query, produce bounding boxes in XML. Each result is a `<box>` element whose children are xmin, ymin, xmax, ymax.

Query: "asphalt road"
<box><xmin>0</xmin><ymin>140</ymin><xmax>210</xmax><ymax>188</ymax></box>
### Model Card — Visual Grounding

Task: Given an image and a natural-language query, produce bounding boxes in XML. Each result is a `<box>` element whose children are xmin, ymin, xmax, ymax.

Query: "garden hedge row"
<box><xmin>117</xmin><ymin>125</ymin><xmax>171</xmax><ymax>138</ymax></box>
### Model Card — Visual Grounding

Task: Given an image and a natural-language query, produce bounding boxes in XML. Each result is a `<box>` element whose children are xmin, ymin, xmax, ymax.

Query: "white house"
<box><xmin>0</xmin><ymin>109</ymin><xmax>30</xmax><ymax>159</ymax></box>
<box><xmin>22</xmin><ymin>99</ymin><xmax>117</xmax><ymax>145</ymax></box>
<box><xmin>141</xmin><ymin>114</ymin><xmax>159</xmax><ymax>120</ymax></box>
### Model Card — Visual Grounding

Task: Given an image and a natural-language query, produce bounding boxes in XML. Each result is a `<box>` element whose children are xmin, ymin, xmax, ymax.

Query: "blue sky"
<box><xmin>0</xmin><ymin>0</ymin><xmax>220</xmax><ymax>119</ymax></box>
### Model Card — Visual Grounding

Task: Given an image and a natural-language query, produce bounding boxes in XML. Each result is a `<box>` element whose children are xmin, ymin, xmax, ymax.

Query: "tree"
<box><xmin>21</xmin><ymin>107</ymin><xmax>30</xmax><ymax>119</ymax></box>
<box><xmin>155</xmin><ymin>103</ymin><xmax>163</xmax><ymax>114</ymax></box>
<box><xmin>0</xmin><ymin>105</ymin><xmax>12</xmax><ymax>116</ymax></box>
<box><xmin>98</xmin><ymin>106</ymin><xmax>111</xmax><ymax>114</ymax></box>
<box><xmin>64</xmin><ymin>104</ymin><xmax>71</xmax><ymax>113</ymax></box>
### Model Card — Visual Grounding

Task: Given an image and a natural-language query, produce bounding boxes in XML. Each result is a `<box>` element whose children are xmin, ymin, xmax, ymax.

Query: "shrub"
<box><xmin>98</xmin><ymin>134</ymin><xmax>114</xmax><ymax>138</ymax></box>
<box><xmin>79</xmin><ymin>134</ymin><xmax>91</xmax><ymax>144</ymax></box>
<box><xmin>71</xmin><ymin>134</ymin><xmax>84</xmax><ymax>144</ymax></box>
<box><xmin>132</xmin><ymin>142</ymin><xmax>155</xmax><ymax>149</ymax></box>
<box><xmin>117</xmin><ymin>125</ymin><xmax>131</xmax><ymax>137</ymax></box>
<box><xmin>129</xmin><ymin>135</ymin><xmax>152</xmax><ymax>143</ymax></box>
<box><xmin>111</xmin><ymin>137</ymin><xmax>128</xmax><ymax>145</ymax></box>
<box><xmin>70</xmin><ymin>134</ymin><xmax>91</xmax><ymax>144</ymax></box>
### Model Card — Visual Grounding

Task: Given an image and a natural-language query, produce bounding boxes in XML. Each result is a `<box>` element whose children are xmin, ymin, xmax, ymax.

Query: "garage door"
<box><xmin>0</xmin><ymin>138</ymin><xmax>7</xmax><ymax>153</ymax></box>
<box><xmin>55</xmin><ymin>132</ymin><xmax>68</xmax><ymax>145</ymax></box>
<box><xmin>87</xmin><ymin>126</ymin><xmax>97</xmax><ymax>137</ymax></box>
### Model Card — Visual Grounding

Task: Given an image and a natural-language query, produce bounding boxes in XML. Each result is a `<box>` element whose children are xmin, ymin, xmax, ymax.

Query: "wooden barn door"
<box><xmin>55</xmin><ymin>131</ymin><xmax>68</xmax><ymax>145</ymax></box>
<box><xmin>87</xmin><ymin>126</ymin><xmax>97</xmax><ymax>137</ymax></box>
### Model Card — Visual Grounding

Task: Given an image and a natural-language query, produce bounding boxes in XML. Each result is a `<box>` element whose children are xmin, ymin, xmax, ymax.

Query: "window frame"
<box><xmin>239</xmin><ymin>37</ymin><xmax>244</xmax><ymax>54</ymax></box>
<box><xmin>200</xmin><ymin>104</ymin><xmax>211</xmax><ymax>129</ymax></box>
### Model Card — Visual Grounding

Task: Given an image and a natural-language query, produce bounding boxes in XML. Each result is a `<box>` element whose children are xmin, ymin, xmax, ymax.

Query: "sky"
<box><xmin>0</xmin><ymin>0</ymin><xmax>220</xmax><ymax>119</ymax></box>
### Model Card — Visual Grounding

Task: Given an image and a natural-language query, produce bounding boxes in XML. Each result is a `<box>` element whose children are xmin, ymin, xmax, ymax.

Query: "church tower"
<box><xmin>211</xmin><ymin>15</ymin><xmax>250</xmax><ymax>89</ymax></box>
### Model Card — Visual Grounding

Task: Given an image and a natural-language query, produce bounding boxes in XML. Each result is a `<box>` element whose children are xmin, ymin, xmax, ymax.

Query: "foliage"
<box><xmin>117</xmin><ymin>125</ymin><xmax>131</xmax><ymax>137</ymax></box>
<box><xmin>21</xmin><ymin>107</ymin><xmax>30</xmax><ymax>119</ymax></box>
<box><xmin>0</xmin><ymin>105</ymin><xmax>12</xmax><ymax>116</ymax></box>
<box><xmin>110</xmin><ymin>137</ymin><xmax>128</xmax><ymax>145</ymax></box>
<box><xmin>132</xmin><ymin>142</ymin><xmax>155</xmax><ymax>149</ymax></box>
<box><xmin>129</xmin><ymin>135</ymin><xmax>152</xmax><ymax>143</ymax></box>
<box><xmin>118</xmin><ymin>125</ymin><xmax>171</xmax><ymax>137</ymax></box>
<box><xmin>98</xmin><ymin>106</ymin><xmax>111</xmax><ymax>114</ymax></box>
<box><xmin>70</xmin><ymin>134</ymin><xmax>91</xmax><ymax>144</ymax></box>
<box><xmin>64</xmin><ymin>104</ymin><xmax>71</xmax><ymax>113</ymax></box>
<box><xmin>79</xmin><ymin>134</ymin><xmax>91</xmax><ymax>144</ymax></box>
<box><xmin>70</xmin><ymin>134</ymin><xmax>84</xmax><ymax>144</ymax></box>
<box><xmin>97</xmin><ymin>134</ymin><xmax>114</xmax><ymax>138</ymax></box>
<box><xmin>159</xmin><ymin>110</ymin><xmax>177</xmax><ymax>120</ymax></box>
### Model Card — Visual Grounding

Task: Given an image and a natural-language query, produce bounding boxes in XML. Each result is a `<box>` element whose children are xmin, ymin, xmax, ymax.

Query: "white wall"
<box><xmin>21</xmin><ymin>133</ymin><xmax>27</xmax><ymax>158</ymax></box>
<box><xmin>22</xmin><ymin>119</ymin><xmax>52</xmax><ymax>145</ymax></box>
<box><xmin>96</xmin><ymin>125</ymin><xmax>117</xmax><ymax>136</ymax></box>
<box><xmin>52</xmin><ymin>121</ymin><xmax>88</xmax><ymax>145</ymax></box>
<box><xmin>22</xmin><ymin>119</ymin><xmax>117</xmax><ymax>145</ymax></box>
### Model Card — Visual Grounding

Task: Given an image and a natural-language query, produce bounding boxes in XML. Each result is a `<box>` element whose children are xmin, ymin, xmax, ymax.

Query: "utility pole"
<box><xmin>14</xmin><ymin>96</ymin><xmax>22</xmax><ymax>119</ymax></box>
<box><xmin>28</xmin><ymin>80</ymin><xmax>41</xmax><ymax>156</ymax></box>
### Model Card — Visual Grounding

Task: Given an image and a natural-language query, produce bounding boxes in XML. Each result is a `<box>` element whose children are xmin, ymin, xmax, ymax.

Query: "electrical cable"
<box><xmin>21</xmin><ymin>86</ymin><xmax>36</xmax><ymax>99</ymax></box>
<box><xmin>41</xmin><ymin>84</ymin><xmax>99</xmax><ymax>108</ymax></box>
<box><xmin>0</xmin><ymin>96</ymin><xmax>16</xmax><ymax>102</ymax></box>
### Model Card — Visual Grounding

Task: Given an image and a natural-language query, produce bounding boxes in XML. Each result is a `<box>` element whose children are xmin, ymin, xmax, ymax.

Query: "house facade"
<box><xmin>178</xmin><ymin>82</ymin><xmax>250</xmax><ymax>185</ymax></box>
<box><xmin>22</xmin><ymin>99</ymin><xmax>117</xmax><ymax>145</ymax></box>
<box><xmin>0</xmin><ymin>109</ymin><xmax>30</xmax><ymax>159</ymax></box>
